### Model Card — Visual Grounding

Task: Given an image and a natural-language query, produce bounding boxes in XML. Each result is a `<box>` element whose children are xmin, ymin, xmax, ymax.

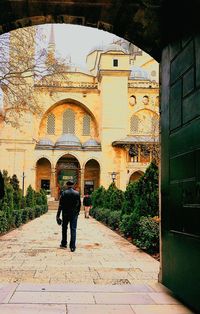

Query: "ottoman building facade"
<box><xmin>0</xmin><ymin>27</ymin><xmax>159</xmax><ymax>199</ymax></box>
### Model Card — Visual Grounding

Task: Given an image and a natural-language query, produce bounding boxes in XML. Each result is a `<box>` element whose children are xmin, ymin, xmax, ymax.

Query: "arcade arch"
<box><xmin>36</xmin><ymin>158</ymin><xmax>52</xmax><ymax>192</ymax></box>
<box><xmin>84</xmin><ymin>159</ymin><xmax>100</xmax><ymax>194</ymax></box>
<box><xmin>129</xmin><ymin>170</ymin><xmax>144</xmax><ymax>183</ymax></box>
<box><xmin>55</xmin><ymin>154</ymin><xmax>80</xmax><ymax>199</ymax></box>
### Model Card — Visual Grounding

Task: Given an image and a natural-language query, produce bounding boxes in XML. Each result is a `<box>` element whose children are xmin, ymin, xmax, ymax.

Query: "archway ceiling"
<box><xmin>1</xmin><ymin>0</ymin><xmax>200</xmax><ymax>61</ymax></box>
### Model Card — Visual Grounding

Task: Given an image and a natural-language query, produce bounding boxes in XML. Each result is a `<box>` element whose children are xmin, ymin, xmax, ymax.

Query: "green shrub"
<box><xmin>109</xmin><ymin>188</ymin><xmax>124</xmax><ymax>211</ymax></box>
<box><xmin>122</xmin><ymin>182</ymin><xmax>137</xmax><ymax>215</ymax></box>
<box><xmin>26</xmin><ymin>185</ymin><xmax>36</xmax><ymax>208</ymax></box>
<box><xmin>27</xmin><ymin>207</ymin><xmax>35</xmax><ymax>220</ymax></box>
<box><xmin>95</xmin><ymin>207</ymin><xmax>109</xmax><ymax>223</ymax></box>
<box><xmin>119</xmin><ymin>209</ymin><xmax>140</xmax><ymax>238</ymax></box>
<box><xmin>107</xmin><ymin>210</ymin><xmax>121</xmax><ymax>230</ymax></box>
<box><xmin>10</xmin><ymin>175</ymin><xmax>22</xmax><ymax>210</ymax></box>
<box><xmin>21</xmin><ymin>208</ymin><xmax>29</xmax><ymax>223</ymax></box>
<box><xmin>3</xmin><ymin>184</ymin><xmax>14</xmax><ymax>213</ymax></box>
<box><xmin>40</xmin><ymin>189</ymin><xmax>48</xmax><ymax>206</ymax></box>
<box><xmin>5</xmin><ymin>211</ymin><xmax>15</xmax><ymax>228</ymax></box>
<box><xmin>134</xmin><ymin>162</ymin><xmax>159</xmax><ymax>217</ymax></box>
<box><xmin>21</xmin><ymin>196</ymin><xmax>26</xmax><ymax>209</ymax></box>
<box><xmin>41</xmin><ymin>204</ymin><xmax>48</xmax><ymax>214</ymax></box>
<box><xmin>0</xmin><ymin>211</ymin><xmax>9</xmax><ymax>233</ymax></box>
<box><xmin>91</xmin><ymin>186</ymin><xmax>106</xmax><ymax>208</ymax></box>
<box><xmin>103</xmin><ymin>183</ymin><xmax>116</xmax><ymax>209</ymax></box>
<box><xmin>134</xmin><ymin>216</ymin><xmax>159</xmax><ymax>253</ymax></box>
<box><xmin>13</xmin><ymin>210</ymin><xmax>22</xmax><ymax>228</ymax></box>
<box><xmin>89</xmin><ymin>206</ymin><xmax>98</xmax><ymax>218</ymax></box>
<box><xmin>35</xmin><ymin>192</ymin><xmax>43</xmax><ymax>205</ymax></box>
<box><xmin>35</xmin><ymin>205</ymin><xmax>42</xmax><ymax>217</ymax></box>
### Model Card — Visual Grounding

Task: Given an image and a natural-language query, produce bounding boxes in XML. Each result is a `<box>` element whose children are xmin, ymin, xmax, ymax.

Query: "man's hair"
<box><xmin>66</xmin><ymin>180</ymin><xmax>74</xmax><ymax>186</ymax></box>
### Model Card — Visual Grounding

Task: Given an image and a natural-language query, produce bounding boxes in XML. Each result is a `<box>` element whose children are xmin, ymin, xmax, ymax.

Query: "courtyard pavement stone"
<box><xmin>0</xmin><ymin>210</ymin><xmax>195</xmax><ymax>313</ymax></box>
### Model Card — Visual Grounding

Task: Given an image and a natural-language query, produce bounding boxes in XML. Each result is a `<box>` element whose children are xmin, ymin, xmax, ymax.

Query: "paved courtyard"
<box><xmin>0</xmin><ymin>210</ymin><xmax>194</xmax><ymax>313</ymax></box>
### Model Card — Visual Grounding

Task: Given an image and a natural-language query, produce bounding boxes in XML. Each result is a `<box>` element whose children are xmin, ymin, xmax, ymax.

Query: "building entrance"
<box><xmin>56</xmin><ymin>154</ymin><xmax>80</xmax><ymax>198</ymax></box>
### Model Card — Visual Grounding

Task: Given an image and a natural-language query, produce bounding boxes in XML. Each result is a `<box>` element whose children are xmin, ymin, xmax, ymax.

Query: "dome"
<box><xmin>88</xmin><ymin>45</ymin><xmax>104</xmax><ymax>55</ymax></box>
<box><xmin>103</xmin><ymin>43</ymin><xmax>128</xmax><ymax>54</ymax></box>
<box><xmin>130</xmin><ymin>65</ymin><xmax>150</xmax><ymax>80</ymax></box>
<box><xmin>55</xmin><ymin>133</ymin><xmax>82</xmax><ymax>147</ymax></box>
<box><xmin>82</xmin><ymin>139</ymin><xmax>101</xmax><ymax>148</ymax></box>
<box><xmin>37</xmin><ymin>138</ymin><xmax>54</xmax><ymax>147</ymax></box>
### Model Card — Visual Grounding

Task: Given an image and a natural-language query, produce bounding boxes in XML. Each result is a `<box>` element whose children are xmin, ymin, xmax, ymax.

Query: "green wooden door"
<box><xmin>161</xmin><ymin>36</ymin><xmax>200</xmax><ymax>312</ymax></box>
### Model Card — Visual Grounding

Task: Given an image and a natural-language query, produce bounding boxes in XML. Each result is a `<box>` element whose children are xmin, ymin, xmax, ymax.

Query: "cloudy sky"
<box><xmin>38</xmin><ymin>24</ymin><xmax>120</xmax><ymax>67</ymax></box>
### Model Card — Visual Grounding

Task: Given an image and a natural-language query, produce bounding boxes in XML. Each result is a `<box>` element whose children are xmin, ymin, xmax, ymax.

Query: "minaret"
<box><xmin>46</xmin><ymin>24</ymin><xmax>56</xmax><ymax>67</ymax></box>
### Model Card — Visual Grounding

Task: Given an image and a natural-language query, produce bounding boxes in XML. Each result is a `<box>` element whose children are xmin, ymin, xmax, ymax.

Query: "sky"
<box><xmin>0</xmin><ymin>24</ymin><xmax>120</xmax><ymax>107</ymax></box>
<box><xmin>38</xmin><ymin>24</ymin><xmax>120</xmax><ymax>68</ymax></box>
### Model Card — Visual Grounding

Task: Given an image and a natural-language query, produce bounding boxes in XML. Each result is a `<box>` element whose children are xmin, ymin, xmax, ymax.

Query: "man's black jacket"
<box><xmin>57</xmin><ymin>187</ymin><xmax>81</xmax><ymax>219</ymax></box>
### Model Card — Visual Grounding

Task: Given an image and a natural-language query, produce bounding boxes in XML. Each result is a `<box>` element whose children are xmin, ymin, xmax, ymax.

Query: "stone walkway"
<box><xmin>0</xmin><ymin>211</ymin><xmax>194</xmax><ymax>313</ymax></box>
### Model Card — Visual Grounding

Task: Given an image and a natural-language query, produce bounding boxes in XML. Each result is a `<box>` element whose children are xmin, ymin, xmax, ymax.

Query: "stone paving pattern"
<box><xmin>0</xmin><ymin>211</ymin><xmax>194</xmax><ymax>313</ymax></box>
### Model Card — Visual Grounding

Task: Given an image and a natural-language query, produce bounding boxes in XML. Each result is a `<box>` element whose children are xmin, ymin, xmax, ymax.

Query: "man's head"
<box><xmin>66</xmin><ymin>180</ymin><xmax>74</xmax><ymax>187</ymax></box>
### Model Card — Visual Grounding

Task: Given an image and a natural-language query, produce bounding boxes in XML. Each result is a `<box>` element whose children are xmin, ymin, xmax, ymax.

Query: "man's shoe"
<box><xmin>60</xmin><ymin>244</ymin><xmax>67</xmax><ymax>249</ymax></box>
<box><xmin>70</xmin><ymin>247</ymin><xmax>76</xmax><ymax>252</ymax></box>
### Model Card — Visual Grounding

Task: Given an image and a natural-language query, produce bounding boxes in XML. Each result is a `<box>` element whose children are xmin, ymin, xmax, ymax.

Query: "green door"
<box><xmin>161</xmin><ymin>36</ymin><xmax>200</xmax><ymax>312</ymax></box>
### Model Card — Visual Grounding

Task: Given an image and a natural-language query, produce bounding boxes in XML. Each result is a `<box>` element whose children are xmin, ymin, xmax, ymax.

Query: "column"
<box><xmin>80</xmin><ymin>168</ymin><xmax>85</xmax><ymax>197</ymax></box>
<box><xmin>51</xmin><ymin>167</ymin><xmax>56</xmax><ymax>200</ymax></box>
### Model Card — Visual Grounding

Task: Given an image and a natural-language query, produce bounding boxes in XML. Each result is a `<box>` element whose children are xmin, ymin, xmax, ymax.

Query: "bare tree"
<box><xmin>0</xmin><ymin>26</ymin><xmax>67</xmax><ymax>127</ymax></box>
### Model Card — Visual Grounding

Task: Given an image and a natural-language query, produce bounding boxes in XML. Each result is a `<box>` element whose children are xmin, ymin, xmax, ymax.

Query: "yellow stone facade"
<box><xmin>0</xmin><ymin>38</ymin><xmax>159</xmax><ymax>200</ymax></box>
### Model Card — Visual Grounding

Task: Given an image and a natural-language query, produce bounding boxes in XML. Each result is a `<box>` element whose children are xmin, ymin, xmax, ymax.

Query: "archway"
<box><xmin>129</xmin><ymin>170</ymin><xmax>144</xmax><ymax>183</ymax></box>
<box><xmin>84</xmin><ymin>159</ymin><xmax>100</xmax><ymax>194</ymax></box>
<box><xmin>36</xmin><ymin>158</ymin><xmax>51</xmax><ymax>193</ymax></box>
<box><xmin>56</xmin><ymin>154</ymin><xmax>80</xmax><ymax>199</ymax></box>
<box><xmin>0</xmin><ymin>2</ymin><xmax>199</xmax><ymax>310</ymax></box>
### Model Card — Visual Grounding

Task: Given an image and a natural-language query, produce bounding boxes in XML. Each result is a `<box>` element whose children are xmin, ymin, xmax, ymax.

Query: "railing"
<box><xmin>128</xmin><ymin>81</ymin><xmax>159</xmax><ymax>88</ymax></box>
<box><xmin>35</xmin><ymin>81</ymin><xmax>98</xmax><ymax>89</ymax></box>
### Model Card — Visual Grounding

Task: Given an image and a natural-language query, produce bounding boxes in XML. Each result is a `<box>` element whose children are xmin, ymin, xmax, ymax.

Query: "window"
<box><xmin>47</xmin><ymin>113</ymin><xmax>55</xmax><ymax>135</ymax></box>
<box><xmin>63</xmin><ymin>109</ymin><xmax>75</xmax><ymax>134</ymax></box>
<box><xmin>130</xmin><ymin>115</ymin><xmax>139</xmax><ymax>133</ymax></box>
<box><xmin>83</xmin><ymin>114</ymin><xmax>91</xmax><ymax>135</ymax></box>
<box><xmin>113</xmin><ymin>59</ymin><xmax>118</xmax><ymax>67</ymax></box>
<box><xmin>140</xmin><ymin>144</ymin><xmax>150</xmax><ymax>163</ymax></box>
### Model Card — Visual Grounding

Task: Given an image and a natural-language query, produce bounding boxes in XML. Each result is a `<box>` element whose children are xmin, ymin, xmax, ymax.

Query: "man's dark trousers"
<box><xmin>61</xmin><ymin>214</ymin><xmax>78</xmax><ymax>249</ymax></box>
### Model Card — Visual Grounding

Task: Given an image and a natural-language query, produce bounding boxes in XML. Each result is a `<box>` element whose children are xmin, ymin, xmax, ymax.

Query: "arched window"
<box><xmin>130</xmin><ymin>115</ymin><xmax>139</xmax><ymax>133</ymax></box>
<box><xmin>83</xmin><ymin>114</ymin><xmax>91</xmax><ymax>135</ymax></box>
<box><xmin>63</xmin><ymin>109</ymin><xmax>75</xmax><ymax>134</ymax></box>
<box><xmin>47</xmin><ymin>113</ymin><xmax>55</xmax><ymax>135</ymax></box>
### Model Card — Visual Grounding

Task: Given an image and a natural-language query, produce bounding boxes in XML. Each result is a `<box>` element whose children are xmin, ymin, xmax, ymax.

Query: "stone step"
<box><xmin>48</xmin><ymin>201</ymin><xmax>59</xmax><ymax>210</ymax></box>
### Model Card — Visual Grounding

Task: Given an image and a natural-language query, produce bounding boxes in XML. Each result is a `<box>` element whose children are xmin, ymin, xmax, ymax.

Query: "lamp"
<box><xmin>111</xmin><ymin>171</ymin><xmax>117</xmax><ymax>183</ymax></box>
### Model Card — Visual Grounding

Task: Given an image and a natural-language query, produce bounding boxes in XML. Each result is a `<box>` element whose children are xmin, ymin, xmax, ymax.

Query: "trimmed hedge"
<box><xmin>0</xmin><ymin>172</ymin><xmax>48</xmax><ymax>235</ymax></box>
<box><xmin>134</xmin><ymin>216</ymin><xmax>159</xmax><ymax>253</ymax></box>
<box><xmin>0</xmin><ymin>211</ymin><xmax>8</xmax><ymax>233</ymax></box>
<box><xmin>90</xmin><ymin>162</ymin><xmax>160</xmax><ymax>255</ymax></box>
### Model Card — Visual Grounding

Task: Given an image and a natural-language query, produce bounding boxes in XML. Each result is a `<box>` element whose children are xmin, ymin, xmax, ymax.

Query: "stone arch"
<box><xmin>35</xmin><ymin>155</ymin><xmax>52</xmax><ymax>166</ymax></box>
<box><xmin>132</xmin><ymin>109</ymin><xmax>159</xmax><ymax>134</ymax></box>
<box><xmin>36</xmin><ymin>157</ymin><xmax>52</xmax><ymax>192</ymax></box>
<box><xmin>38</xmin><ymin>98</ymin><xmax>99</xmax><ymax>138</ymax></box>
<box><xmin>55</xmin><ymin>153</ymin><xmax>81</xmax><ymax>198</ymax></box>
<box><xmin>82</xmin><ymin>157</ymin><xmax>101</xmax><ymax>170</ymax></box>
<box><xmin>129</xmin><ymin>170</ymin><xmax>144</xmax><ymax>183</ymax></box>
<box><xmin>0</xmin><ymin>1</ymin><xmax>199</xmax><ymax>62</ymax></box>
<box><xmin>84</xmin><ymin>159</ymin><xmax>100</xmax><ymax>194</ymax></box>
<box><xmin>55</xmin><ymin>152</ymin><xmax>81</xmax><ymax>166</ymax></box>
<box><xmin>1</xmin><ymin>3</ymin><xmax>200</xmax><ymax>310</ymax></box>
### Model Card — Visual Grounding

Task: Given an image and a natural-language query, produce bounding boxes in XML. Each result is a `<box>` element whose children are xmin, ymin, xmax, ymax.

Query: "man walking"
<box><xmin>56</xmin><ymin>180</ymin><xmax>81</xmax><ymax>252</ymax></box>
